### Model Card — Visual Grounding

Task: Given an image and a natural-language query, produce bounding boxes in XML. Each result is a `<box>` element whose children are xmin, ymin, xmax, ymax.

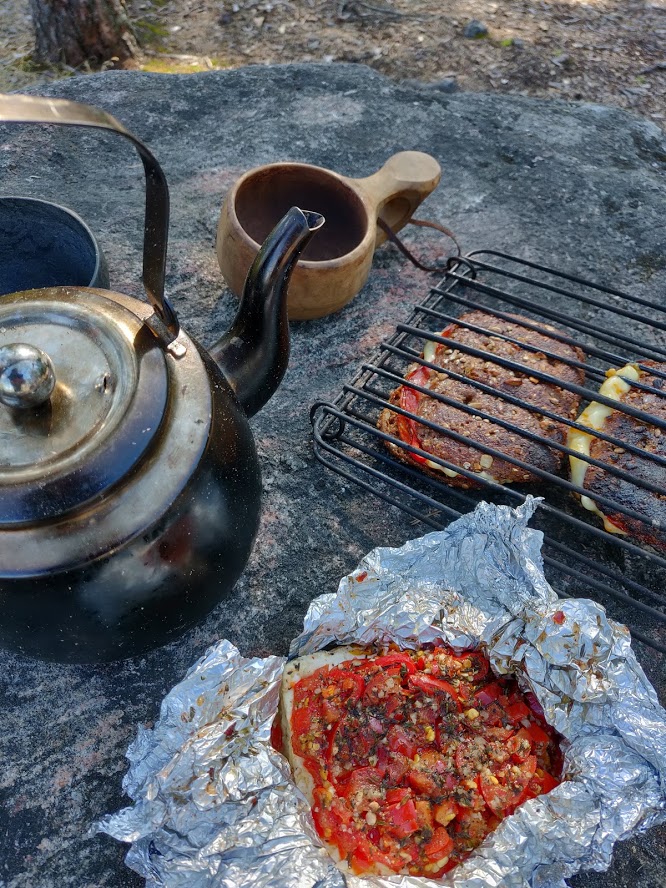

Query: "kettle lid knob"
<box><xmin>0</xmin><ymin>343</ymin><xmax>55</xmax><ymax>409</ymax></box>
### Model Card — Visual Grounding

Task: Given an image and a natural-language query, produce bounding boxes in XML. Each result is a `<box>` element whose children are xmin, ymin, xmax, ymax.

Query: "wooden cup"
<box><xmin>216</xmin><ymin>151</ymin><xmax>441</xmax><ymax>320</ymax></box>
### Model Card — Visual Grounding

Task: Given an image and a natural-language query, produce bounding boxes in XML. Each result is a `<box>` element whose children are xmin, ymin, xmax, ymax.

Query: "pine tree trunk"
<box><xmin>29</xmin><ymin>0</ymin><xmax>140</xmax><ymax>68</ymax></box>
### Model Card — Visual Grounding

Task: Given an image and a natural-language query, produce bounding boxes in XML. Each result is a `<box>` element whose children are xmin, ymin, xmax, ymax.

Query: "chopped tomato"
<box><xmin>480</xmin><ymin>701</ymin><xmax>506</xmax><ymax>727</ymax></box>
<box><xmin>448</xmin><ymin>650</ymin><xmax>489</xmax><ymax>681</ymax></box>
<box><xmin>385</xmin><ymin>798</ymin><xmax>419</xmax><ymax>838</ymax></box>
<box><xmin>535</xmin><ymin>770</ymin><xmax>559</xmax><ymax>794</ymax></box>
<box><xmin>327</xmin><ymin>669</ymin><xmax>365</xmax><ymax>704</ymax></box>
<box><xmin>513</xmin><ymin>768</ymin><xmax>559</xmax><ymax>809</ymax></box>
<box><xmin>386</xmin><ymin>752</ymin><xmax>410</xmax><ymax>784</ymax></box>
<box><xmin>504</xmin><ymin>700</ymin><xmax>531</xmax><ymax>724</ymax></box>
<box><xmin>474</xmin><ymin>682</ymin><xmax>503</xmax><ymax>706</ymax></box>
<box><xmin>407</xmin><ymin>768</ymin><xmax>440</xmax><ymax>797</ymax></box>
<box><xmin>480</xmin><ymin>755</ymin><xmax>537</xmax><ymax>816</ymax></box>
<box><xmin>526</xmin><ymin>722</ymin><xmax>551</xmax><ymax>746</ymax></box>
<box><xmin>349</xmin><ymin>841</ymin><xmax>374</xmax><ymax>874</ymax></box>
<box><xmin>363</xmin><ymin>667</ymin><xmax>403</xmax><ymax>705</ymax></box>
<box><xmin>290</xmin><ymin>644</ymin><xmax>563</xmax><ymax>877</ymax></box>
<box><xmin>507</xmin><ymin>728</ymin><xmax>533</xmax><ymax>763</ymax></box>
<box><xmin>291</xmin><ymin>706</ymin><xmax>315</xmax><ymax>759</ymax></box>
<box><xmin>387</xmin><ymin>724</ymin><xmax>419</xmax><ymax>759</ymax></box>
<box><xmin>423</xmin><ymin>827</ymin><xmax>454</xmax><ymax>860</ymax></box>
<box><xmin>434</xmin><ymin>799</ymin><xmax>459</xmax><ymax>826</ymax></box>
<box><xmin>337</xmin><ymin>766</ymin><xmax>383</xmax><ymax>799</ymax></box>
<box><xmin>454</xmin><ymin>809</ymin><xmax>492</xmax><ymax>845</ymax></box>
<box><xmin>385</xmin><ymin>786</ymin><xmax>412</xmax><ymax>805</ymax></box>
<box><xmin>415</xmin><ymin>798</ymin><xmax>434</xmax><ymax>831</ymax></box>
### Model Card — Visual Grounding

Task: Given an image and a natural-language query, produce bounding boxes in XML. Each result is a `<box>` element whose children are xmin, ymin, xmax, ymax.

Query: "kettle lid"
<box><xmin>0</xmin><ymin>287</ymin><xmax>168</xmax><ymax>525</ymax></box>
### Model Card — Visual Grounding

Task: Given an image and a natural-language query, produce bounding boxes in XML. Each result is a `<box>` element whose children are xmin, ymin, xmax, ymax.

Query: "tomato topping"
<box><xmin>337</xmin><ymin>767</ymin><xmax>383</xmax><ymax>800</ymax></box>
<box><xmin>385</xmin><ymin>799</ymin><xmax>419</xmax><ymax>838</ymax></box>
<box><xmin>407</xmin><ymin>768</ymin><xmax>440</xmax><ymax>797</ymax></box>
<box><xmin>327</xmin><ymin>669</ymin><xmax>365</xmax><ymax>704</ymax></box>
<box><xmin>387</xmin><ymin>724</ymin><xmax>419</xmax><ymax>759</ymax></box>
<box><xmin>415</xmin><ymin>798</ymin><xmax>434</xmax><ymax>830</ymax></box>
<box><xmin>448</xmin><ymin>650</ymin><xmax>489</xmax><ymax>681</ymax></box>
<box><xmin>386</xmin><ymin>752</ymin><xmax>410</xmax><ymax>784</ymax></box>
<box><xmin>409</xmin><ymin>674</ymin><xmax>461</xmax><ymax>710</ymax></box>
<box><xmin>535</xmin><ymin>770</ymin><xmax>559</xmax><ymax>794</ymax></box>
<box><xmin>526</xmin><ymin>722</ymin><xmax>551</xmax><ymax>746</ymax></box>
<box><xmin>370</xmin><ymin>653</ymin><xmax>417</xmax><ymax>673</ymax></box>
<box><xmin>474</xmin><ymin>682</ymin><xmax>503</xmax><ymax>706</ymax></box>
<box><xmin>386</xmin><ymin>786</ymin><xmax>412</xmax><ymax>805</ymax></box>
<box><xmin>480</xmin><ymin>755</ymin><xmax>537</xmax><ymax>816</ymax></box>
<box><xmin>363</xmin><ymin>667</ymin><xmax>404</xmax><ymax>705</ymax></box>
<box><xmin>504</xmin><ymin>700</ymin><xmax>531</xmax><ymax>724</ymax></box>
<box><xmin>424</xmin><ymin>827</ymin><xmax>454</xmax><ymax>860</ymax></box>
<box><xmin>290</xmin><ymin>644</ymin><xmax>563</xmax><ymax>877</ymax></box>
<box><xmin>434</xmin><ymin>799</ymin><xmax>459</xmax><ymax>826</ymax></box>
<box><xmin>507</xmin><ymin>728</ymin><xmax>533</xmax><ymax>763</ymax></box>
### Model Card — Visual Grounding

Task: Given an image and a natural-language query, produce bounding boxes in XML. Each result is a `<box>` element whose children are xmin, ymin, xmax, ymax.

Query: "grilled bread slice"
<box><xmin>568</xmin><ymin>361</ymin><xmax>666</xmax><ymax>551</ymax></box>
<box><xmin>378</xmin><ymin>311</ymin><xmax>585</xmax><ymax>488</ymax></box>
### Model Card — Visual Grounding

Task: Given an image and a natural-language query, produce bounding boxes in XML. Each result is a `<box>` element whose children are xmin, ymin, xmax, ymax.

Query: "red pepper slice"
<box><xmin>397</xmin><ymin>366</ymin><xmax>431</xmax><ymax>464</ymax></box>
<box><xmin>367</xmin><ymin>653</ymin><xmax>417</xmax><ymax>673</ymax></box>
<box><xmin>408</xmin><ymin>674</ymin><xmax>461</xmax><ymax>710</ymax></box>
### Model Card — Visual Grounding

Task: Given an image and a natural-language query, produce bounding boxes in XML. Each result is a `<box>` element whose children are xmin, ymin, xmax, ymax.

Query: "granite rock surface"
<box><xmin>0</xmin><ymin>64</ymin><xmax>664</xmax><ymax>888</ymax></box>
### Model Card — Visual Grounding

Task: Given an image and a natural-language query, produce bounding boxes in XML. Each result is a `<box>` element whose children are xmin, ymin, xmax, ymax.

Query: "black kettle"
<box><xmin>0</xmin><ymin>94</ymin><xmax>324</xmax><ymax>663</ymax></box>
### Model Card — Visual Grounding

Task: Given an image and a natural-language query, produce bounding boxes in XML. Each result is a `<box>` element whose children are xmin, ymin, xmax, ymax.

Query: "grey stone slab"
<box><xmin>0</xmin><ymin>64</ymin><xmax>664</xmax><ymax>888</ymax></box>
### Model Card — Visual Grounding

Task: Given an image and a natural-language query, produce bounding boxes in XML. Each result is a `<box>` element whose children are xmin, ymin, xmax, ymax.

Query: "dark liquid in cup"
<box><xmin>234</xmin><ymin>165</ymin><xmax>367</xmax><ymax>262</ymax></box>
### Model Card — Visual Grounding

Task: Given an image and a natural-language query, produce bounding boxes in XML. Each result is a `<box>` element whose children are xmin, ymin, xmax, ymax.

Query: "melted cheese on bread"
<box><xmin>567</xmin><ymin>364</ymin><xmax>640</xmax><ymax>533</ymax></box>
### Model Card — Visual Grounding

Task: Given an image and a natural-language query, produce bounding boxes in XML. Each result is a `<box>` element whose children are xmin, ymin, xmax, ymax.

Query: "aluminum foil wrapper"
<box><xmin>98</xmin><ymin>498</ymin><xmax>666</xmax><ymax>887</ymax></box>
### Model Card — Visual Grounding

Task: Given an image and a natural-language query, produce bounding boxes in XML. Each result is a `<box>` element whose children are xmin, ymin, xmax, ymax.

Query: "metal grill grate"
<box><xmin>311</xmin><ymin>251</ymin><xmax>666</xmax><ymax>653</ymax></box>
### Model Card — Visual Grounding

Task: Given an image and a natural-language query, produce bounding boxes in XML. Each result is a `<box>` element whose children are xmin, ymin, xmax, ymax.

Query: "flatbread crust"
<box><xmin>279</xmin><ymin>646</ymin><xmax>377</xmax><ymax>871</ymax></box>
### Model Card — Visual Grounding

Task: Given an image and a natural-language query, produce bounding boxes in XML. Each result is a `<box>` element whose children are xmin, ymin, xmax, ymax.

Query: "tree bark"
<box><xmin>29</xmin><ymin>0</ymin><xmax>140</xmax><ymax>68</ymax></box>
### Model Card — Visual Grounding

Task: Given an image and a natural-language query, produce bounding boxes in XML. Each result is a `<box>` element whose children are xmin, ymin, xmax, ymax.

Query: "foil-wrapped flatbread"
<box><xmin>98</xmin><ymin>498</ymin><xmax>666</xmax><ymax>888</ymax></box>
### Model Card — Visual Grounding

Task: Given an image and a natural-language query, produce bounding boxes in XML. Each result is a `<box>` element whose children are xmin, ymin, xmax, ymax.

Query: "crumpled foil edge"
<box><xmin>97</xmin><ymin>497</ymin><xmax>666</xmax><ymax>888</ymax></box>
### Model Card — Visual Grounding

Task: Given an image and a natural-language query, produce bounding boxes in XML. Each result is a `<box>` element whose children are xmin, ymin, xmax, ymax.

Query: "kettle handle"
<box><xmin>0</xmin><ymin>94</ymin><xmax>178</xmax><ymax>341</ymax></box>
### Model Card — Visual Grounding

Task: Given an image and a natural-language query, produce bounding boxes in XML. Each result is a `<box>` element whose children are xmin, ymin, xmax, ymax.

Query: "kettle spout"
<box><xmin>210</xmin><ymin>207</ymin><xmax>324</xmax><ymax>417</ymax></box>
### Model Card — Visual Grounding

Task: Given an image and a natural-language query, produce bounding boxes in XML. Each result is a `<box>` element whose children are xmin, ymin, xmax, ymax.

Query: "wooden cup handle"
<box><xmin>351</xmin><ymin>151</ymin><xmax>441</xmax><ymax>248</ymax></box>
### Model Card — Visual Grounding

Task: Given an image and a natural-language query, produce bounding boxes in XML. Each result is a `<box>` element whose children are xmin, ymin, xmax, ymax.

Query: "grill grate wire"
<box><xmin>311</xmin><ymin>251</ymin><xmax>666</xmax><ymax>653</ymax></box>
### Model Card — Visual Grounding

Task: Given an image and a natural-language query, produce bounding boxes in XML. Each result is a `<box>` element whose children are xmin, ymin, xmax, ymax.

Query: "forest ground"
<box><xmin>0</xmin><ymin>1</ymin><xmax>664</xmax><ymax>128</ymax></box>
